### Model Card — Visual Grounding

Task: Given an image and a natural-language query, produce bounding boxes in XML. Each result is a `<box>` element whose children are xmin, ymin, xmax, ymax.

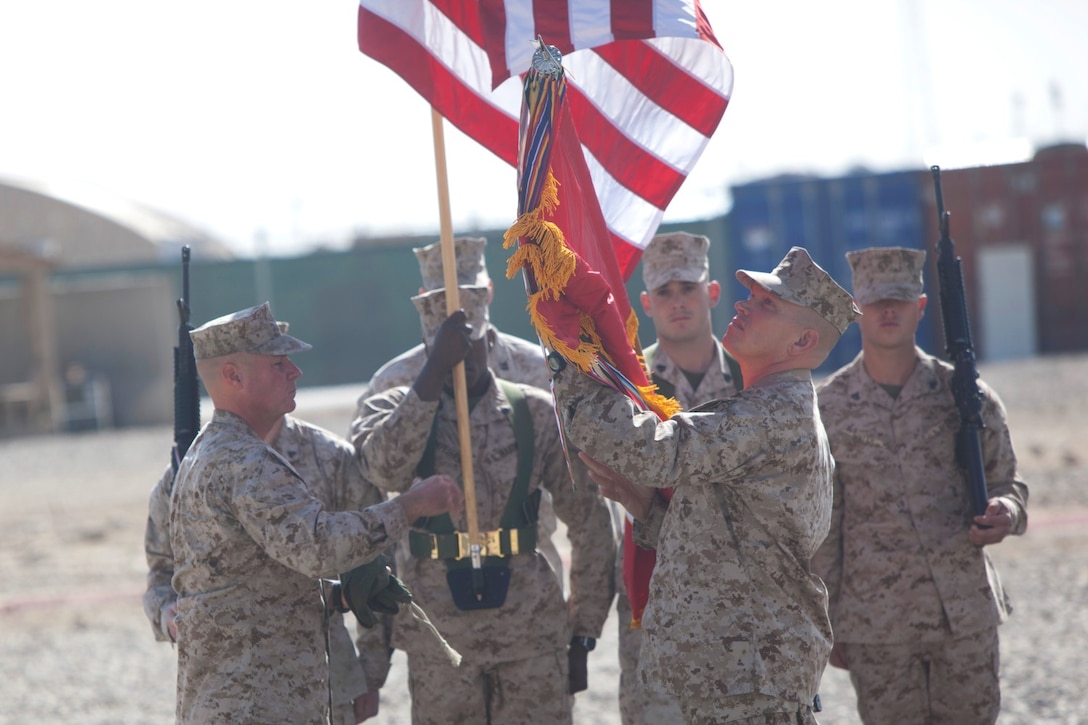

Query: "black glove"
<box><xmin>568</xmin><ymin>639</ymin><xmax>591</xmax><ymax>694</ymax></box>
<box><xmin>340</xmin><ymin>554</ymin><xmax>414</xmax><ymax>629</ymax></box>
<box><xmin>340</xmin><ymin>555</ymin><xmax>392</xmax><ymax>629</ymax></box>
<box><xmin>369</xmin><ymin>572</ymin><xmax>413</xmax><ymax>615</ymax></box>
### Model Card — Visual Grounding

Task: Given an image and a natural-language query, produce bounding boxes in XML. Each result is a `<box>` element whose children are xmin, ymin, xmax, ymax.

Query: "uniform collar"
<box><xmin>210</xmin><ymin>408</ymin><xmax>264</xmax><ymax>440</ymax></box>
<box><xmin>268</xmin><ymin>415</ymin><xmax>303</xmax><ymax>461</ymax></box>
<box><xmin>748</xmin><ymin>367</ymin><xmax>813</xmax><ymax>390</ymax></box>
<box><xmin>846</xmin><ymin>346</ymin><xmax>944</xmax><ymax>404</ymax></box>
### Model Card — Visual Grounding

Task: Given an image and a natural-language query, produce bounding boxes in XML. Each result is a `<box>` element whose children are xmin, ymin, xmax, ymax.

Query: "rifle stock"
<box><xmin>930</xmin><ymin>166</ymin><xmax>989</xmax><ymax>518</ymax></box>
<box><xmin>172</xmin><ymin>246</ymin><xmax>201</xmax><ymax>470</ymax></box>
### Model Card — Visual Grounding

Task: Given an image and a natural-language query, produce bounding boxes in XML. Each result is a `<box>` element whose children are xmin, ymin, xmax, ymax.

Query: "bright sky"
<box><xmin>2</xmin><ymin>1</ymin><xmax>1085</xmax><ymax>258</ymax></box>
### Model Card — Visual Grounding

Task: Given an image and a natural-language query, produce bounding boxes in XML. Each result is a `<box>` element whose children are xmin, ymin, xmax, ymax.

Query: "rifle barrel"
<box><xmin>929</xmin><ymin>166</ymin><xmax>990</xmax><ymax>519</ymax></box>
<box><xmin>181</xmin><ymin>245</ymin><xmax>191</xmax><ymax>324</ymax></box>
<box><xmin>931</xmin><ymin>165</ymin><xmax>945</xmax><ymax>219</ymax></box>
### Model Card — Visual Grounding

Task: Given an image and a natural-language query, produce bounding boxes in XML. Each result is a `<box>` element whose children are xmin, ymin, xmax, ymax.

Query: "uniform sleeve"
<box><xmin>352</xmin><ymin>387</ymin><xmax>439</xmax><ymax>494</ymax></box>
<box><xmin>980</xmin><ymin>383</ymin><xmax>1029</xmax><ymax>534</ymax></box>
<box><xmin>811</xmin><ymin>467</ymin><xmax>844</xmax><ymax>618</ymax></box>
<box><xmin>551</xmin><ymin>366</ymin><xmax>763</xmax><ymax>490</ymax></box>
<box><xmin>541</xmin><ymin>401</ymin><xmax>616</xmax><ymax>638</ymax></box>
<box><xmin>230</xmin><ymin>454</ymin><xmax>409</xmax><ymax>578</ymax></box>
<box><xmin>811</xmin><ymin>389</ymin><xmax>845</xmax><ymax>618</ymax></box>
<box><xmin>330</xmin><ymin>438</ymin><xmax>387</xmax><ymax>512</ymax></box>
<box><xmin>348</xmin><ymin>350</ymin><xmax>425</xmax><ymax>441</ymax></box>
<box><xmin>631</xmin><ymin>497</ymin><xmax>668</xmax><ymax>550</ymax></box>
<box><xmin>346</xmin><ymin>387</ymin><xmax>372</xmax><ymax>443</ymax></box>
<box><xmin>143</xmin><ymin>464</ymin><xmax>177</xmax><ymax>642</ymax></box>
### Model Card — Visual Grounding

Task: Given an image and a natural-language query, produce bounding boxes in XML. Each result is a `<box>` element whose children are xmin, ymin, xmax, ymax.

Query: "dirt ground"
<box><xmin>1</xmin><ymin>353</ymin><xmax>1086</xmax><ymax>724</ymax></box>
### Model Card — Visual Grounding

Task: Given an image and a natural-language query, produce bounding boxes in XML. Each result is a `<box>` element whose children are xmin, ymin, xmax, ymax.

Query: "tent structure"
<box><xmin>0</xmin><ymin>244</ymin><xmax>60</xmax><ymax>434</ymax></box>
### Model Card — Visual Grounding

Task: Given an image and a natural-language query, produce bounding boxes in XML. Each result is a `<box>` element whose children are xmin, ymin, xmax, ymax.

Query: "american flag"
<box><xmin>357</xmin><ymin>0</ymin><xmax>733</xmax><ymax>278</ymax></box>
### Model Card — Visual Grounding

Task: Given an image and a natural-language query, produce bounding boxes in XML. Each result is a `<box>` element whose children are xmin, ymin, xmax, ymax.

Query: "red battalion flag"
<box><xmin>357</xmin><ymin>0</ymin><xmax>733</xmax><ymax>628</ymax></box>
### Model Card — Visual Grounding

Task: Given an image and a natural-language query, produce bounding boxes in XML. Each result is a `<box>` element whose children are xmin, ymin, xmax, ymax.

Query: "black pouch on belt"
<box><xmin>445</xmin><ymin>561</ymin><xmax>512</xmax><ymax>610</ymax></box>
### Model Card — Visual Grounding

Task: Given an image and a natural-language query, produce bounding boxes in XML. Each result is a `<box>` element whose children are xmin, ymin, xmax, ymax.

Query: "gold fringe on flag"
<box><xmin>503</xmin><ymin>171</ymin><xmax>681</xmax><ymax>420</ymax></box>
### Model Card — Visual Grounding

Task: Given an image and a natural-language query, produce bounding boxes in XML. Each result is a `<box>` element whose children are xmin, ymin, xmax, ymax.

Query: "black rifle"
<box><xmin>171</xmin><ymin>246</ymin><xmax>201</xmax><ymax>471</ymax></box>
<box><xmin>930</xmin><ymin>166</ymin><xmax>989</xmax><ymax>519</ymax></box>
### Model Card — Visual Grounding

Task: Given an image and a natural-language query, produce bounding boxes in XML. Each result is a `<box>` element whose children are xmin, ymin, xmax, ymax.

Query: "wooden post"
<box><xmin>430</xmin><ymin>109</ymin><xmax>481</xmax><ymax>566</ymax></box>
<box><xmin>24</xmin><ymin>266</ymin><xmax>61</xmax><ymax>432</ymax></box>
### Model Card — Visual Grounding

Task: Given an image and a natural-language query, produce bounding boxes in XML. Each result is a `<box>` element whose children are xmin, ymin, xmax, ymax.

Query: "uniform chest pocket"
<box><xmin>911</xmin><ymin>408</ymin><xmax>960</xmax><ymax>444</ymax></box>
<box><xmin>829</xmin><ymin>428</ymin><xmax>890</xmax><ymax>467</ymax></box>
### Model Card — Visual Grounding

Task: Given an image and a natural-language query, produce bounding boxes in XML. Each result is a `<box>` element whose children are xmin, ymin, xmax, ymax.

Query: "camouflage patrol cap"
<box><xmin>190</xmin><ymin>302</ymin><xmax>312</xmax><ymax>359</ymax></box>
<box><xmin>736</xmin><ymin>246</ymin><xmax>861</xmax><ymax>334</ymax></box>
<box><xmin>412</xmin><ymin>285</ymin><xmax>491</xmax><ymax>346</ymax></box>
<box><xmin>642</xmin><ymin>232</ymin><xmax>711</xmax><ymax>292</ymax></box>
<box><xmin>846</xmin><ymin>246</ymin><xmax>927</xmax><ymax>306</ymax></box>
<box><xmin>413</xmin><ymin>237</ymin><xmax>490</xmax><ymax>291</ymax></box>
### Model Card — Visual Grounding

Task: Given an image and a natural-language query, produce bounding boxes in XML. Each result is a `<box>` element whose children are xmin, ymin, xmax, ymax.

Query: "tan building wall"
<box><xmin>0</xmin><ymin>274</ymin><xmax>175</xmax><ymax>431</ymax></box>
<box><xmin>0</xmin><ymin>174</ymin><xmax>231</xmax><ymax>435</ymax></box>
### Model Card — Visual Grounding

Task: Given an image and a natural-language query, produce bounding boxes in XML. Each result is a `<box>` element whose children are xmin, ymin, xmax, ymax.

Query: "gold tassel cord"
<box><xmin>503</xmin><ymin>173</ymin><xmax>576</xmax><ymax>299</ymax></box>
<box><xmin>505</xmin><ymin>168</ymin><xmax>681</xmax><ymax>420</ymax></box>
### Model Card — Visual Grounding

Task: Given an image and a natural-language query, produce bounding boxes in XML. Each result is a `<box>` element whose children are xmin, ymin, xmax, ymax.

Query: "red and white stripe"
<box><xmin>358</xmin><ymin>0</ymin><xmax>732</xmax><ymax>268</ymax></box>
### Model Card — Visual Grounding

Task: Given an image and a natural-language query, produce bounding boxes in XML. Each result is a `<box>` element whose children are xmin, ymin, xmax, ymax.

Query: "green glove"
<box><xmin>369</xmin><ymin>573</ymin><xmax>413</xmax><ymax>615</ymax></box>
<box><xmin>340</xmin><ymin>555</ymin><xmax>392</xmax><ymax>629</ymax></box>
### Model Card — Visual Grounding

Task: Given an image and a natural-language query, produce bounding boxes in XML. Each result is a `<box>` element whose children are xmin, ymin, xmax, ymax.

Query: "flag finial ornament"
<box><xmin>531</xmin><ymin>39</ymin><xmax>563</xmax><ymax>78</ymax></box>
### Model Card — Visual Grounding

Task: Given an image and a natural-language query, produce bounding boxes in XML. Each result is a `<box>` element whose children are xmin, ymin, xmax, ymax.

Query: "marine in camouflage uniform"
<box><xmin>615</xmin><ymin>232</ymin><xmax>742</xmax><ymax>725</ymax></box>
<box><xmin>349</xmin><ymin>236</ymin><xmax>562</xmax><ymax>622</ymax></box>
<box><xmin>170</xmin><ymin>303</ymin><xmax>460</xmax><ymax>724</ymax></box>
<box><xmin>352</xmin><ymin>285</ymin><xmax>615</xmax><ymax>724</ymax></box>
<box><xmin>812</xmin><ymin>247</ymin><xmax>1028</xmax><ymax>725</ymax></box>
<box><xmin>144</xmin><ymin>413</ymin><xmax>385</xmax><ymax>725</ymax></box>
<box><xmin>559</xmin><ymin>248</ymin><xmax>860</xmax><ymax>724</ymax></box>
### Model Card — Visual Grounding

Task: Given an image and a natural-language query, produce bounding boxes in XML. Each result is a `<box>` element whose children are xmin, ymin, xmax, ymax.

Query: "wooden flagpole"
<box><xmin>430</xmin><ymin>108</ymin><xmax>482</xmax><ymax>571</ymax></box>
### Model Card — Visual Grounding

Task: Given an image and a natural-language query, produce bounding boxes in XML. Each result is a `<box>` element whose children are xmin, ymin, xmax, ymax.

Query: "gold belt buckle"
<box><xmin>425</xmin><ymin>533</ymin><xmax>442</xmax><ymax>559</ymax></box>
<box><xmin>484</xmin><ymin>529</ymin><xmax>502</xmax><ymax>557</ymax></box>
<box><xmin>455</xmin><ymin>532</ymin><xmax>471</xmax><ymax>560</ymax></box>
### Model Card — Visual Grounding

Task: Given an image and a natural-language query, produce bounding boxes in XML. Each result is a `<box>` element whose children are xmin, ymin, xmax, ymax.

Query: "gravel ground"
<box><xmin>1</xmin><ymin>353</ymin><xmax>1086</xmax><ymax>724</ymax></box>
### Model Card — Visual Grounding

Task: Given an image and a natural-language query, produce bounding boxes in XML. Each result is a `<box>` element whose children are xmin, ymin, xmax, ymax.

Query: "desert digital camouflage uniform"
<box><xmin>813</xmin><ymin>347</ymin><xmax>1028</xmax><ymax>724</ymax></box>
<box><xmin>354</xmin><ymin>330</ymin><xmax>559</xmax><ymax>576</ymax></box>
<box><xmin>615</xmin><ymin>340</ymin><xmax>741</xmax><ymax>724</ymax></box>
<box><xmin>551</xmin><ymin>366</ymin><xmax>833</xmax><ymax>724</ymax></box>
<box><xmin>350</xmin><ymin>236</ymin><xmax>557</xmax><ymax>581</ymax></box>
<box><xmin>144</xmin><ymin>415</ymin><xmax>385</xmax><ymax>724</ymax></box>
<box><xmin>144</xmin><ymin>464</ymin><xmax>181</xmax><ymax>641</ymax></box>
<box><xmin>352</xmin><ymin>376</ymin><xmax>615</xmax><ymax>724</ymax></box>
<box><xmin>170</xmin><ymin>410</ymin><xmax>411</xmax><ymax>724</ymax></box>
